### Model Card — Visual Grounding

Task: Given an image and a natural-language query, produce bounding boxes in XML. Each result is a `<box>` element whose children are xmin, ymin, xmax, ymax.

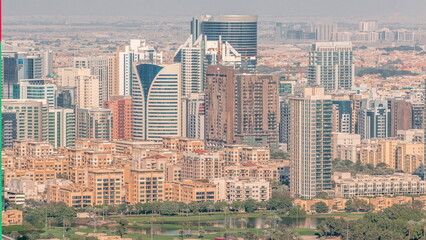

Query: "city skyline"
<box><xmin>4</xmin><ymin>0</ymin><xmax>426</xmax><ymax>18</ymax></box>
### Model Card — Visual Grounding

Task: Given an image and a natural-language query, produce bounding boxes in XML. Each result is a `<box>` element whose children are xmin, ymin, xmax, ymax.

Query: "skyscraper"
<box><xmin>77</xmin><ymin>108</ymin><xmax>112</xmax><ymax>140</ymax></box>
<box><xmin>307</xmin><ymin>42</ymin><xmax>354</xmax><ymax>91</ymax></box>
<box><xmin>234</xmin><ymin>74</ymin><xmax>279</xmax><ymax>147</ymax></box>
<box><xmin>104</xmin><ymin>95</ymin><xmax>133</xmax><ymax>140</ymax></box>
<box><xmin>191</xmin><ymin>15</ymin><xmax>257</xmax><ymax>69</ymax></box>
<box><xmin>290</xmin><ymin>87</ymin><xmax>333</xmax><ymax>199</ymax></box>
<box><xmin>205</xmin><ymin>65</ymin><xmax>238</xmax><ymax>149</ymax></box>
<box><xmin>131</xmin><ymin>63</ymin><xmax>183</xmax><ymax>141</ymax></box>
<box><xmin>13</xmin><ymin>79</ymin><xmax>57</xmax><ymax>107</ymax></box>
<box><xmin>174</xmin><ymin>34</ymin><xmax>241</xmax><ymax>96</ymax></box>
<box><xmin>118</xmin><ymin>39</ymin><xmax>162</xmax><ymax>96</ymax></box>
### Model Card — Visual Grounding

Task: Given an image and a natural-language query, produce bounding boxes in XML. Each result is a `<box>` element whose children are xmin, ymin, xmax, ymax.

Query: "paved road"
<box><xmin>2</xmin><ymin>235</ymin><xmax>15</xmax><ymax>240</ymax></box>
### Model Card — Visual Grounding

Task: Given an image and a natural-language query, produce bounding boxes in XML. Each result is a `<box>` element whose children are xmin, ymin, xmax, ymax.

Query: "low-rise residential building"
<box><xmin>126</xmin><ymin>169</ymin><xmax>165</xmax><ymax>204</ymax></box>
<box><xmin>2</xmin><ymin>210</ymin><xmax>23</xmax><ymax>226</ymax></box>
<box><xmin>210</xmin><ymin>177</ymin><xmax>271</xmax><ymax>202</ymax></box>
<box><xmin>333</xmin><ymin>172</ymin><xmax>426</xmax><ymax>198</ymax></box>
<box><xmin>167</xmin><ymin>180</ymin><xmax>216</xmax><ymax>203</ymax></box>
<box><xmin>181</xmin><ymin>150</ymin><xmax>224</xmax><ymax>180</ymax></box>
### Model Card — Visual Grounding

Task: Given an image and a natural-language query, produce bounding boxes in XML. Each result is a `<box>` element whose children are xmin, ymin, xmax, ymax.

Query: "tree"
<box><xmin>244</xmin><ymin>199</ymin><xmax>258</xmax><ymax>213</ymax></box>
<box><xmin>313</xmin><ymin>202</ymin><xmax>329</xmax><ymax>213</ymax></box>
<box><xmin>267</xmin><ymin>190</ymin><xmax>293</xmax><ymax>212</ymax></box>
<box><xmin>288</xmin><ymin>206</ymin><xmax>306</xmax><ymax>218</ymax></box>
<box><xmin>159</xmin><ymin>201</ymin><xmax>180</xmax><ymax>216</ymax></box>
<box><xmin>345</xmin><ymin>199</ymin><xmax>373</xmax><ymax>212</ymax></box>
<box><xmin>115</xmin><ymin>219</ymin><xmax>128</xmax><ymax>238</ymax></box>
<box><xmin>241</xmin><ymin>231</ymin><xmax>257</xmax><ymax>240</ymax></box>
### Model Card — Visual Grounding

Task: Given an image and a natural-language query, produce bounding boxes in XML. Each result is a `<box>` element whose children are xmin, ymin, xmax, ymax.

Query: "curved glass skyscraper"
<box><xmin>191</xmin><ymin>15</ymin><xmax>258</xmax><ymax>69</ymax></box>
<box><xmin>131</xmin><ymin>63</ymin><xmax>182</xmax><ymax>141</ymax></box>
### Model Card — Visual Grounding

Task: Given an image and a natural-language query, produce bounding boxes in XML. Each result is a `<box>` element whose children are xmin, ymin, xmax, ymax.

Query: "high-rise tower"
<box><xmin>191</xmin><ymin>15</ymin><xmax>257</xmax><ymax>69</ymax></box>
<box><xmin>308</xmin><ymin>42</ymin><xmax>354</xmax><ymax>91</ymax></box>
<box><xmin>290</xmin><ymin>87</ymin><xmax>333</xmax><ymax>199</ymax></box>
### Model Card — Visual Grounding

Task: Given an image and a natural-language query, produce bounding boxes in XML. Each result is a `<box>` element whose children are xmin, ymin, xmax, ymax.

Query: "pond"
<box><xmin>126</xmin><ymin>216</ymin><xmax>326</xmax><ymax>235</ymax></box>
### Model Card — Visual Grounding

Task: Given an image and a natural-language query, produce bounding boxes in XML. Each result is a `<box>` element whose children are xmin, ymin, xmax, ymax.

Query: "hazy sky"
<box><xmin>4</xmin><ymin>0</ymin><xmax>426</xmax><ymax>18</ymax></box>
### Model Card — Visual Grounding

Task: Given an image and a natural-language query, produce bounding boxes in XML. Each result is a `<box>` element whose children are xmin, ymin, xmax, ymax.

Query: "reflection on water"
<box><xmin>127</xmin><ymin>217</ymin><xmax>325</xmax><ymax>235</ymax></box>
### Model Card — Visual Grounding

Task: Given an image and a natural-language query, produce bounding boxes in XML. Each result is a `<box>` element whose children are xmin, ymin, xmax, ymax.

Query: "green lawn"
<box><xmin>310</xmin><ymin>212</ymin><xmax>365</xmax><ymax>220</ymax></box>
<box><xmin>36</xmin><ymin>212</ymin><xmax>363</xmax><ymax>239</ymax></box>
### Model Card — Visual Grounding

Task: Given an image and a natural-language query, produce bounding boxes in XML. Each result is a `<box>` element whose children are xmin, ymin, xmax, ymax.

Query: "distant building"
<box><xmin>390</xmin><ymin>99</ymin><xmax>413</xmax><ymax>137</ymax></box>
<box><xmin>47</xmin><ymin>108</ymin><xmax>76</xmax><ymax>148</ymax></box>
<box><xmin>77</xmin><ymin>108</ymin><xmax>112</xmax><ymax>140</ymax></box>
<box><xmin>73</xmin><ymin>56</ymin><xmax>117</xmax><ymax>105</ymax></box>
<box><xmin>184</xmin><ymin>93</ymin><xmax>205</xmax><ymax>139</ymax></box>
<box><xmin>2</xmin><ymin>99</ymin><xmax>49</xmax><ymax>142</ymax></box>
<box><xmin>118</xmin><ymin>39</ymin><xmax>162</xmax><ymax>96</ymax></box>
<box><xmin>308</xmin><ymin>42</ymin><xmax>354</xmax><ymax>91</ymax></box>
<box><xmin>313</xmin><ymin>23</ymin><xmax>337</xmax><ymax>41</ymax></box>
<box><xmin>58</xmin><ymin>68</ymin><xmax>100</xmax><ymax>109</ymax></box>
<box><xmin>13</xmin><ymin>79</ymin><xmax>57</xmax><ymax>107</ymax></box>
<box><xmin>359</xmin><ymin>20</ymin><xmax>378</xmax><ymax>32</ymax></box>
<box><xmin>2</xmin><ymin>112</ymin><xmax>17</xmax><ymax>149</ymax></box>
<box><xmin>104</xmin><ymin>95</ymin><xmax>133</xmax><ymax>140</ymax></box>
<box><xmin>357</xmin><ymin>99</ymin><xmax>391</xmax><ymax>139</ymax></box>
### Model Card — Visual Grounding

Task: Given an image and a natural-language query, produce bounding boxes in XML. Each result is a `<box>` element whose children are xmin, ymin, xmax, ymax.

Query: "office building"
<box><xmin>77</xmin><ymin>108</ymin><xmax>112</xmax><ymax>140</ymax></box>
<box><xmin>307</xmin><ymin>42</ymin><xmax>354</xmax><ymax>91</ymax></box>
<box><xmin>2</xmin><ymin>112</ymin><xmax>17</xmax><ymax>149</ymax></box>
<box><xmin>47</xmin><ymin>108</ymin><xmax>76</xmax><ymax>148</ymax></box>
<box><xmin>289</xmin><ymin>87</ymin><xmax>333</xmax><ymax>199</ymax></box>
<box><xmin>103</xmin><ymin>95</ymin><xmax>133</xmax><ymax>140</ymax></box>
<box><xmin>357</xmin><ymin>99</ymin><xmax>390</xmax><ymax>139</ymax></box>
<box><xmin>131</xmin><ymin>63</ymin><xmax>182</xmax><ymax>141</ymax></box>
<box><xmin>192</xmin><ymin>15</ymin><xmax>257</xmax><ymax>69</ymax></box>
<box><xmin>2</xmin><ymin>99</ymin><xmax>49</xmax><ymax>142</ymax></box>
<box><xmin>118</xmin><ymin>39</ymin><xmax>162</xmax><ymax>96</ymax></box>
<box><xmin>13</xmin><ymin>79</ymin><xmax>57</xmax><ymax>107</ymax></box>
